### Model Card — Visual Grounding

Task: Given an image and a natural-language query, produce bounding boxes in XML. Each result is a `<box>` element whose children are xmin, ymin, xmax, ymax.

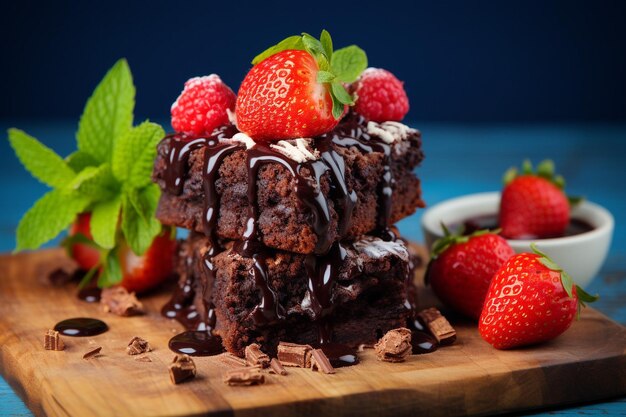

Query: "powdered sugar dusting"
<box><xmin>352</xmin><ymin>236</ymin><xmax>409</xmax><ymax>262</ymax></box>
<box><xmin>270</xmin><ymin>138</ymin><xmax>320</xmax><ymax>163</ymax></box>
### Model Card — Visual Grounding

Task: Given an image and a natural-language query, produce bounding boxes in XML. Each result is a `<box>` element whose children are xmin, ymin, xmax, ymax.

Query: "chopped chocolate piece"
<box><xmin>268</xmin><ymin>358</ymin><xmax>287</xmax><ymax>376</ymax></box>
<box><xmin>417</xmin><ymin>308</ymin><xmax>457</xmax><ymax>345</ymax></box>
<box><xmin>43</xmin><ymin>329</ymin><xmax>65</xmax><ymax>351</ymax></box>
<box><xmin>220</xmin><ymin>354</ymin><xmax>248</xmax><ymax>368</ymax></box>
<box><xmin>310</xmin><ymin>349</ymin><xmax>335</xmax><ymax>374</ymax></box>
<box><xmin>134</xmin><ymin>355</ymin><xmax>152</xmax><ymax>362</ymax></box>
<box><xmin>223</xmin><ymin>367</ymin><xmax>265</xmax><ymax>386</ymax></box>
<box><xmin>126</xmin><ymin>336</ymin><xmax>151</xmax><ymax>355</ymax></box>
<box><xmin>277</xmin><ymin>342</ymin><xmax>313</xmax><ymax>368</ymax></box>
<box><xmin>101</xmin><ymin>287</ymin><xmax>144</xmax><ymax>317</ymax></box>
<box><xmin>374</xmin><ymin>328</ymin><xmax>412</xmax><ymax>362</ymax></box>
<box><xmin>40</xmin><ymin>256</ymin><xmax>78</xmax><ymax>286</ymax></box>
<box><xmin>169</xmin><ymin>354</ymin><xmax>196</xmax><ymax>384</ymax></box>
<box><xmin>83</xmin><ymin>346</ymin><xmax>102</xmax><ymax>360</ymax></box>
<box><xmin>245</xmin><ymin>343</ymin><xmax>270</xmax><ymax>368</ymax></box>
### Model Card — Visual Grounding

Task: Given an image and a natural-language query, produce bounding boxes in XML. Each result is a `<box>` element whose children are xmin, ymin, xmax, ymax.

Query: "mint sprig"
<box><xmin>251</xmin><ymin>30</ymin><xmax>368</xmax><ymax>119</ymax></box>
<box><xmin>8</xmin><ymin>59</ymin><xmax>165</xmax><ymax>288</ymax></box>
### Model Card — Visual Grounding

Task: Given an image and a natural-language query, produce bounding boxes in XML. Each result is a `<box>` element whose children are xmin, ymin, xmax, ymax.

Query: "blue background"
<box><xmin>1</xmin><ymin>1</ymin><xmax>626</xmax><ymax>415</ymax></box>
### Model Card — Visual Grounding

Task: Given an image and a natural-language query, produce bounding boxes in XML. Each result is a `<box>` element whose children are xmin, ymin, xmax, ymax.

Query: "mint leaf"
<box><xmin>252</xmin><ymin>35</ymin><xmax>304</xmax><ymax>65</ymax></box>
<box><xmin>90</xmin><ymin>195</ymin><xmax>122</xmax><ymax>249</ymax></box>
<box><xmin>121</xmin><ymin>184</ymin><xmax>161</xmax><ymax>255</ymax></box>
<box><xmin>112</xmin><ymin>121</ymin><xmax>165</xmax><ymax>188</ymax></box>
<box><xmin>331</xmin><ymin>45</ymin><xmax>368</xmax><ymax>83</ymax></box>
<box><xmin>320</xmin><ymin>30</ymin><xmax>333</xmax><ymax>60</ymax></box>
<box><xmin>16</xmin><ymin>189</ymin><xmax>89</xmax><ymax>251</ymax></box>
<box><xmin>66</xmin><ymin>150</ymin><xmax>99</xmax><ymax>172</ymax></box>
<box><xmin>331</xmin><ymin>83</ymin><xmax>355</xmax><ymax>105</ymax></box>
<box><xmin>98</xmin><ymin>248</ymin><xmax>122</xmax><ymax>287</ymax></box>
<box><xmin>8</xmin><ymin>128</ymin><xmax>76</xmax><ymax>188</ymax></box>
<box><xmin>67</xmin><ymin>164</ymin><xmax>117</xmax><ymax>202</ymax></box>
<box><xmin>77</xmin><ymin>59</ymin><xmax>135</xmax><ymax>163</ymax></box>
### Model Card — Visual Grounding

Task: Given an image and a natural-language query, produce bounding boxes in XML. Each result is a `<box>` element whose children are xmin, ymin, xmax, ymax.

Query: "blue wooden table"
<box><xmin>1</xmin><ymin>121</ymin><xmax>624</xmax><ymax>416</ymax></box>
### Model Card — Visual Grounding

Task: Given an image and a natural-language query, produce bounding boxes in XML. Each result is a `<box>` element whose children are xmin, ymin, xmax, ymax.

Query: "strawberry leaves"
<box><xmin>530</xmin><ymin>243</ymin><xmax>598</xmax><ymax>309</ymax></box>
<box><xmin>430</xmin><ymin>222</ymin><xmax>498</xmax><ymax>259</ymax></box>
<box><xmin>8</xmin><ymin>59</ymin><xmax>165</xmax><ymax>287</ymax></box>
<box><xmin>251</xmin><ymin>30</ymin><xmax>368</xmax><ymax>120</ymax></box>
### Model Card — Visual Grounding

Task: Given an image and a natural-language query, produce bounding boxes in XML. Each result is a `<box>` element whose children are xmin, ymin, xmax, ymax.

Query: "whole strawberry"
<box><xmin>479</xmin><ymin>244</ymin><xmax>598</xmax><ymax>349</ymax></box>
<box><xmin>427</xmin><ymin>227</ymin><xmax>515</xmax><ymax>320</ymax></box>
<box><xmin>171</xmin><ymin>74</ymin><xmax>236</xmax><ymax>136</ymax></box>
<box><xmin>500</xmin><ymin>160</ymin><xmax>580</xmax><ymax>239</ymax></box>
<box><xmin>236</xmin><ymin>30</ymin><xmax>367</xmax><ymax>141</ymax></box>
<box><xmin>352</xmin><ymin>68</ymin><xmax>409</xmax><ymax>122</ymax></box>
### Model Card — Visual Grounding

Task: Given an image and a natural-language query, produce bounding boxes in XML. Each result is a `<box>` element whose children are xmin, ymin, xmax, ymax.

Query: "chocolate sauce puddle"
<box><xmin>54</xmin><ymin>318</ymin><xmax>108</xmax><ymax>336</ymax></box>
<box><xmin>77</xmin><ymin>287</ymin><xmax>101</xmax><ymax>303</ymax></box>
<box><xmin>168</xmin><ymin>330</ymin><xmax>225</xmax><ymax>356</ymax></box>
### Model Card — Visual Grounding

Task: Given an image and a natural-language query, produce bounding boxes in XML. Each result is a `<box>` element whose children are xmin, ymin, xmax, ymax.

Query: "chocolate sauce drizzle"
<box><xmin>161</xmin><ymin>115</ymin><xmax>418</xmax><ymax>360</ymax></box>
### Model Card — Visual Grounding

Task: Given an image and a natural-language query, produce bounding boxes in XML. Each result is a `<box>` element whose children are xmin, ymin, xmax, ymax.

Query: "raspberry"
<box><xmin>171</xmin><ymin>74</ymin><xmax>236</xmax><ymax>136</ymax></box>
<box><xmin>352</xmin><ymin>68</ymin><xmax>409</xmax><ymax>122</ymax></box>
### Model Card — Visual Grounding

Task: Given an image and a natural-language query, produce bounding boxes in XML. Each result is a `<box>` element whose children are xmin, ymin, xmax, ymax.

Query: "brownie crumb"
<box><xmin>223</xmin><ymin>368</ymin><xmax>265</xmax><ymax>386</ymax></box>
<box><xmin>43</xmin><ymin>329</ymin><xmax>65</xmax><ymax>351</ymax></box>
<box><xmin>134</xmin><ymin>355</ymin><xmax>152</xmax><ymax>362</ymax></box>
<box><xmin>169</xmin><ymin>354</ymin><xmax>196</xmax><ymax>384</ymax></box>
<box><xmin>375</xmin><ymin>328</ymin><xmax>412</xmax><ymax>362</ymax></box>
<box><xmin>83</xmin><ymin>346</ymin><xmax>102</xmax><ymax>360</ymax></box>
<box><xmin>417</xmin><ymin>308</ymin><xmax>457</xmax><ymax>345</ymax></box>
<box><xmin>310</xmin><ymin>349</ymin><xmax>335</xmax><ymax>374</ymax></box>
<box><xmin>126</xmin><ymin>336</ymin><xmax>151</xmax><ymax>355</ymax></box>
<box><xmin>268</xmin><ymin>358</ymin><xmax>287</xmax><ymax>376</ymax></box>
<box><xmin>244</xmin><ymin>343</ymin><xmax>270</xmax><ymax>368</ymax></box>
<box><xmin>101</xmin><ymin>287</ymin><xmax>144</xmax><ymax>317</ymax></box>
<box><xmin>277</xmin><ymin>342</ymin><xmax>313</xmax><ymax>368</ymax></box>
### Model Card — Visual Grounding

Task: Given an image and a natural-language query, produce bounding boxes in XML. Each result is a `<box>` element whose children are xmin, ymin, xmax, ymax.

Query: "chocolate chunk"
<box><xmin>268</xmin><ymin>358</ymin><xmax>287</xmax><ymax>376</ymax></box>
<box><xmin>126</xmin><ymin>336</ymin><xmax>151</xmax><ymax>355</ymax></box>
<box><xmin>169</xmin><ymin>354</ymin><xmax>196</xmax><ymax>384</ymax></box>
<box><xmin>83</xmin><ymin>346</ymin><xmax>102</xmax><ymax>360</ymax></box>
<box><xmin>134</xmin><ymin>355</ymin><xmax>152</xmax><ymax>362</ymax></box>
<box><xmin>244</xmin><ymin>343</ymin><xmax>270</xmax><ymax>368</ymax></box>
<box><xmin>101</xmin><ymin>287</ymin><xmax>144</xmax><ymax>317</ymax></box>
<box><xmin>310</xmin><ymin>349</ymin><xmax>335</xmax><ymax>374</ymax></box>
<box><xmin>223</xmin><ymin>367</ymin><xmax>265</xmax><ymax>386</ymax></box>
<box><xmin>277</xmin><ymin>342</ymin><xmax>313</xmax><ymax>368</ymax></box>
<box><xmin>220</xmin><ymin>354</ymin><xmax>248</xmax><ymax>367</ymax></box>
<box><xmin>417</xmin><ymin>308</ymin><xmax>457</xmax><ymax>345</ymax></box>
<box><xmin>374</xmin><ymin>328</ymin><xmax>412</xmax><ymax>362</ymax></box>
<box><xmin>43</xmin><ymin>329</ymin><xmax>65</xmax><ymax>351</ymax></box>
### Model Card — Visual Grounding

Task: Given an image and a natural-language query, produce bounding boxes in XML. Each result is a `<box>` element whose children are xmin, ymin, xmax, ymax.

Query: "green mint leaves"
<box><xmin>251</xmin><ymin>30</ymin><xmax>368</xmax><ymax>119</ymax></box>
<box><xmin>8</xmin><ymin>59</ymin><xmax>165</xmax><ymax>287</ymax></box>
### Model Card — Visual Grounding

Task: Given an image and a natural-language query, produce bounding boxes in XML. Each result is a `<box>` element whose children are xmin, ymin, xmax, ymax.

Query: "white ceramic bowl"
<box><xmin>421</xmin><ymin>192</ymin><xmax>614</xmax><ymax>288</ymax></box>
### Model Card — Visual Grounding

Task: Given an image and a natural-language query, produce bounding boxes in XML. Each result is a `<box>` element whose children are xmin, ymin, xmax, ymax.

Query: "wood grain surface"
<box><xmin>0</xmin><ymin>248</ymin><xmax>625</xmax><ymax>417</ymax></box>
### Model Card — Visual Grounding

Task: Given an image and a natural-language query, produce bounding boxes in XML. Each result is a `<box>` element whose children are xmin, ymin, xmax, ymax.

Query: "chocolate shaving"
<box><xmin>277</xmin><ymin>341</ymin><xmax>313</xmax><ymax>368</ymax></box>
<box><xmin>269</xmin><ymin>358</ymin><xmax>287</xmax><ymax>375</ymax></box>
<box><xmin>374</xmin><ymin>328</ymin><xmax>412</xmax><ymax>362</ymax></box>
<box><xmin>43</xmin><ymin>329</ymin><xmax>65</xmax><ymax>351</ymax></box>
<box><xmin>83</xmin><ymin>346</ymin><xmax>102</xmax><ymax>360</ymax></box>
<box><xmin>223</xmin><ymin>367</ymin><xmax>265</xmax><ymax>386</ymax></box>
<box><xmin>220</xmin><ymin>354</ymin><xmax>248</xmax><ymax>367</ymax></box>
<box><xmin>244</xmin><ymin>343</ymin><xmax>270</xmax><ymax>368</ymax></box>
<box><xmin>417</xmin><ymin>308</ymin><xmax>457</xmax><ymax>345</ymax></box>
<box><xmin>169</xmin><ymin>354</ymin><xmax>196</xmax><ymax>384</ymax></box>
<box><xmin>134</xmin><ymin>355</ymin><xmax>152</xmax><ymax>362</ymax></box>
<box><xmin>101</xmin><ymin>287</ymin><xmax>144</xmax><ymax>317</ymax></box>
<box><xmin>310</xmin><ymin>349</ymin><xmax>335</xmax><ymax>374</ymax></box>
<box><xmin>126</xmin><ymin>336</ymin><xmax>151</xmax><ymax>355</ymax></box>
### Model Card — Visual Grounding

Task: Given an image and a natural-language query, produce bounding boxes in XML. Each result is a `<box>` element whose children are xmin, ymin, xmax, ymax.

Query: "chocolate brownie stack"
<box><xmin>153</xmin><ymin>112</ymin><xmax>425</xmax><ymax>357</ymax></box>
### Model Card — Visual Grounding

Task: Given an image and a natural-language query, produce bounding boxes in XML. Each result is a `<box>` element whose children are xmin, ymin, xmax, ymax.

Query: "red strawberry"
<box><xmin>499</xmin><ymin>160</ymin><xmax>578</xmax><ymax>239</ymax></box>
<box><xmin>236</xmin><ymin>50</ymin><xmax>339</xmax><ymax>141</ymax></box>
<box><xmin>171</xmin><ymin>75</ymin><xmax>236</xmax><ymax>136</ymax></box>
<box><xmin>352</xmin><ymin>68</ymin><xmax>409</xmax><ymax>122</ymax></box>
<box><xmin>69</xmin><ymin>213</ymin><xmax>100</xmax><ymax>270</ymax></box>
<box><xmin>479</xmin><ymin>244</ymin><xmax>598</xmax><ymax>349</ymax></box>
<box><xmin>118</xmin><ymin>228</ymin><xmax>177</xmax><ymax>293</ymax></box>
<box><xmin>427</xmin><ymin>228</ymin><xmax>515</xmax><ymax>320</ymax></box>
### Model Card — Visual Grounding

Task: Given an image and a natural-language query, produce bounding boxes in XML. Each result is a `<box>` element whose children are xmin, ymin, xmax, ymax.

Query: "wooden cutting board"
<box><xmin>0</xmin><ymin>248</ymin><xmax>625</xmax><ymax>417</ymax></box>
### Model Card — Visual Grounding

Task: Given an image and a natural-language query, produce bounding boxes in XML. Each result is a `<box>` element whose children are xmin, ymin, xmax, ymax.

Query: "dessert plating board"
<box><xmin>0</xmin><ymin>248</ymin><xmax>624</xmax><ymax>417</ymax></box>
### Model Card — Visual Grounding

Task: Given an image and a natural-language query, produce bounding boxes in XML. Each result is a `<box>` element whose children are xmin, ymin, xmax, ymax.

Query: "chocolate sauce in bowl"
<box><xmin>454</xmin><ymin>214</ymin><xmax>594</xmax><ymax>238</ymax></box>
<box><xmin>54</xmin><ymin>318</ymin><xmax>108</xmax><ymax>336</ymax></box>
